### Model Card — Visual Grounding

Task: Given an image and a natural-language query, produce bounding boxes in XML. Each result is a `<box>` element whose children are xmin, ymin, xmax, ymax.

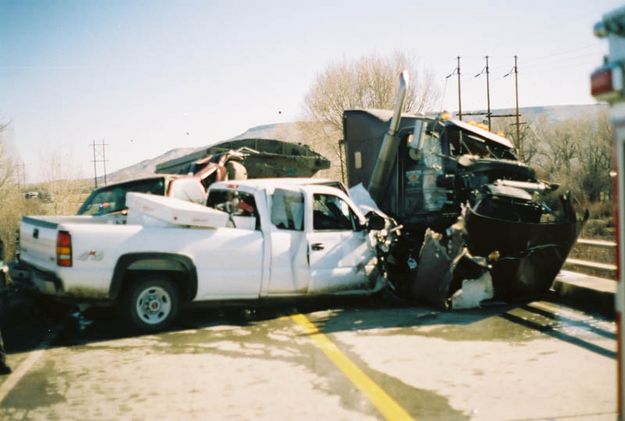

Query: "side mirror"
<box><xmin>365</xmin><ymin>211</ymin><xmax>386</xmax><ymax>231</ymax></box>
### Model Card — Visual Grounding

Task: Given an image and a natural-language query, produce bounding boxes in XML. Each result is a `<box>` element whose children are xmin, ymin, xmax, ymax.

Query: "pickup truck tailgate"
<box><xmin>20</xmin><ymin>216</ymin><xmax>62</xmax><ymax>271</ymax></box>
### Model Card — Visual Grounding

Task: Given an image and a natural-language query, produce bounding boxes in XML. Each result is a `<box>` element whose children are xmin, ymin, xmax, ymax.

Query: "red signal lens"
<box><xmin>591</xmin><ymin>64</ymin><xmax>624</xmax><ymax>101</ymax></box>
<box><xmin>56</xmin><ymin>231</ymin><xmax>72</xmax><ymax>267</ymax></box>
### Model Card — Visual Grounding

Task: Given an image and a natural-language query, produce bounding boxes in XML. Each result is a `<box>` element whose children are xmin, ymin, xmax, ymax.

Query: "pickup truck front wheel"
<box><xmin>122</xmin><ymin>275</ymin><xmax>180</xmax><ymax>332</ymax></box>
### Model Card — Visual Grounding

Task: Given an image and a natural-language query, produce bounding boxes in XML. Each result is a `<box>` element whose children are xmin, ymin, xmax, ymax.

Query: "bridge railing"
<box><xmin>564</xmin><ymin>238</ymin><xmax>617</xmax><ymax>280</ymax></box>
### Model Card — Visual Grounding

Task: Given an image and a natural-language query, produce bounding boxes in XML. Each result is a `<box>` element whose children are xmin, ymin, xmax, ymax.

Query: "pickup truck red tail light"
<box><xmin>56</xmin><ymin>231</ymin><xmax>72</xmax><ymax>267</ymax></box>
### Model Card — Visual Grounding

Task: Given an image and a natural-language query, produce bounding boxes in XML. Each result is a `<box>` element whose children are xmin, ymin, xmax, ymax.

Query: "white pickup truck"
<box><xmin>16</xmin><ymin>178</ymin><xmax>390</xmax><ymax>331</ymax></box>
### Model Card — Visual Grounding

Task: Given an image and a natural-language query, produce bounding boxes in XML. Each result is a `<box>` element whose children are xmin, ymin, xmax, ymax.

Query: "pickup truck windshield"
<box><xmin>77</xmin><ymin>178</ymin><xmax>166</xmax><ymax>216</ymax></box>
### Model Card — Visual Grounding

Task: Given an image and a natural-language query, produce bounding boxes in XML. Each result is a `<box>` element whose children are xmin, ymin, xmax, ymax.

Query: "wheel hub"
<box><xmin>146</xmin><ymin>295</ymin><xmax>161</xmax><ymax>313</ymax></box>
<box><xmin>136</xmin><ymin>286</ymin><xmax>172</xmax><ymax>325</ymax></box>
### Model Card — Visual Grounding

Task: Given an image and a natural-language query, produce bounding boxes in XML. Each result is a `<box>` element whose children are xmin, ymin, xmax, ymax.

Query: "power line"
<box><xmin>522</xmin><ymin>43</ymin><xmax>600</xmax><ymax>65</ymax></box>
<box><xmin>522</xmin><ymin>51</ymin><xmax>601</xmax><ymax>71</ymax></box>
<box><xmin>453</xmin><ymin>56</ymin><xmax>523</xmax><ymax>140</ymax></box>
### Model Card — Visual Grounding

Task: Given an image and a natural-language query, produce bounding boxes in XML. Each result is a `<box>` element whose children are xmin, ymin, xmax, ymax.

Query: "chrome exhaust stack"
<box><xmin>367</xmin><ymin>70</ymin><xmax>409</xmax><ymax>204</ymax></box>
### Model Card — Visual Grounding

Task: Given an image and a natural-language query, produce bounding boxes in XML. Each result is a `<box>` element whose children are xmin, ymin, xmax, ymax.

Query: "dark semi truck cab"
<box><xmin>343</xmin><ymin>109</ymin><xmax>541</xmax><ymax>234</ymax></box>
<box><xmin>341</xmin><ymin>72</ymin><xmax>585</xmax><ymax>303</ymax></box>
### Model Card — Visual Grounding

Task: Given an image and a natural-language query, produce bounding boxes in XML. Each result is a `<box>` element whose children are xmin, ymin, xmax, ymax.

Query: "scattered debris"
<box><xmin>450</xmin><ymin>272</ymin><xmax>494</xmax><ymax>310</ymax></box>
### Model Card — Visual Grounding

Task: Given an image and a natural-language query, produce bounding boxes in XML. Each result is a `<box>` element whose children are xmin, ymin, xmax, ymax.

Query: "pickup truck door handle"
<box><xmin>311</xmin><ymin>243</ymin><xmax>325</xmax><ymax>251</ymax></box>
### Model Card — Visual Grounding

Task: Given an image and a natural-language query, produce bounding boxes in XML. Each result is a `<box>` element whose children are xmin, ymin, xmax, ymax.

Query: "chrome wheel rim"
<box><xmin>136</xmin><ymin>286</ymin><xmax>171</xmax><ymax>325</ymax></box>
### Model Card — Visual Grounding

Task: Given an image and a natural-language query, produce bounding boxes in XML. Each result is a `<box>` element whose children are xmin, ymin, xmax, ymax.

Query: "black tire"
<box><xmin>121</xmin><ymin>275</ymin><xmax>180</xmax><ymax>333</ymax></box>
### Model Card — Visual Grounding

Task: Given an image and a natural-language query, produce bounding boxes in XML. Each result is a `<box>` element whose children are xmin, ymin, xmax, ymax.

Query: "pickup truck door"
<box><xmin>264</xmin><ymin>188</ymin><xmax>309</xmax><ymax>295</ymax></box>
<box><xmin>303</xmin><ymin>188</ymin><xmax>377</xmax><ymax>294</ymax></box>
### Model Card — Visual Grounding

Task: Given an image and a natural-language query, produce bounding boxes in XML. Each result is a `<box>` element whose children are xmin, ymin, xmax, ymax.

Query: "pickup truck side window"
<box><xmin>271</xmin><ymin>189</ymin><xmax>304</xmax><ymax>231</ymax></box>
<box><xmin>207</xmin><ymin>189</ymin><xmax>260</xmax><ymax>229</ymax></box>
<box><xmin>313</xmin><ymin>194</ymin><xmax>360</xmax><ymax>231</ymax></box>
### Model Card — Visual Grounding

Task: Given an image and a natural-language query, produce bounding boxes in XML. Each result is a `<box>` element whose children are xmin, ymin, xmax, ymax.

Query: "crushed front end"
<box><xmin>343</xmin><ymin>107</ymin><xmax>587</xmax><ymax>307</ymax></box>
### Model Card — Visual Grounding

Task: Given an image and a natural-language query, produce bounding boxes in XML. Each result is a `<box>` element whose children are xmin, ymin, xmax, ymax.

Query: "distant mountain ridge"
<box><xmin>104</xmin><ymin>104</ymin><xmax>607</xmax><ymax>183</ymax></box>
<box><xmin>105</xmin><ymin>146</ymin><xmax>203</xmax><ymax>183</ymax></box>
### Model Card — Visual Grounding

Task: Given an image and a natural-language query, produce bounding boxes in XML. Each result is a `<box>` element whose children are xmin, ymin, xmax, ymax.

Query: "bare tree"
<box><xmin>300</xmin><ymin>52</ymin><xmax>441</xmax><ymax>180</ymax></box>
<box><xmin>492</xmin><ymin>116</ymin><xmax>541</xmax><ymax>164</ymax></box>
<box><xmin>0</xmin><ymin>122</ymin><xmax>16</xmax><ymax>195</ymax></box>
<box><xmin>534</xmin><ymin>120</ymin><xmax>580</xmax><ymax>178</ymax></box>
<box><xmin>528</xmin><ymin>110</ymin><xmax>613</xmax><ymax>206</ymax></box>
<box><xmin>0</xmin><ymin>125</ymin><xmax>90</xmax><ymax>257</ymax></box>
<box><xmin>575</xmin><ymin>111</ymin><xmax>613</xmax><ymax>202</ymax></box>
<box><xmin>39</xmin><ymin>149</ymin><xmax>89</xmax><ymax>215</ymax></box>
<box><xmin>0</xmin><ymin>122</ymin><xmax>44</xmax><ymax>259</ymax></box>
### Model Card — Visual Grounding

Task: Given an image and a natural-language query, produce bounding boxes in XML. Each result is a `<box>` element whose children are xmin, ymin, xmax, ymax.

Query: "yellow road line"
<box><xmin>291</xmin><ymin>313</ymin><xmax>413</xmax><ymax>421</ymax></box>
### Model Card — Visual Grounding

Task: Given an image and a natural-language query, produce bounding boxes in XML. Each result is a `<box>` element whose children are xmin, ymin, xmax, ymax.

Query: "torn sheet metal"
<box><xmin>409</xmin><ymin>224</ymin><xmax>495</xmax><ymax>309</ymax></box>
<box><xmin>349</xmin><ymin>183</ymin><xmax>383</xmax><ymax>215</ymax></box>
<box><xmin>407</xmin><ymin>218</ymin><xmax>466</xmax><ymax>307</ymax></box>
<box><xmin>409</xmin><ymin>229</ymin><xmax>454</xmax><ymax>309</ymax></box>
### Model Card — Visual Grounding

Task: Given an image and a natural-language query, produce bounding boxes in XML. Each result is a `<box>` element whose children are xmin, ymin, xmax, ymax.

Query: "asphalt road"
<box><xmin>0</xmin><ymin>295</ymin><xmax>617</xmax><ymax>420</ymax></box>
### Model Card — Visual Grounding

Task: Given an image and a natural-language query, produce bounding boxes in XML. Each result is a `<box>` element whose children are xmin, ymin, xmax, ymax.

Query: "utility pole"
<box><xmin>101</xmin><ymin>139</ymin><xmax>108</xmax><ymax>186</ymax></box>
<box><xmin>514</xmin><ymin>55</ymin><xmax>520</xmax><ymax>145</ymax></box>
<box><xmin>456</xmin><ymin>56</ymin><xmax>463</xmax><ymax>120</ymax></box>
<box><xmin>445</xmin><ymin>57</ymin><xmax>463</xmax><ymax>120</ymax></box>
<box><xmin>91</xmin><ymin>140</ymin><xmax>98</xmax><ymax>188</ymax></box>
<box><xmin>465</xmin><ymin>55</ymin><xmax>522</xmax><ymax>137</ymax></box>
<box><xmin>504</xmin><ymin>56</ymin><xmax>522</xmax><ymax>149</ymax></box>
<box><xmin>474</xmin><ymin>55</ymin><xmax>492</xmax><ymax>130</ymax></box>
<box><xmin>90</xmin><ymin>139</ymin><xmax>109</xmax><ymax>188</ymax></box>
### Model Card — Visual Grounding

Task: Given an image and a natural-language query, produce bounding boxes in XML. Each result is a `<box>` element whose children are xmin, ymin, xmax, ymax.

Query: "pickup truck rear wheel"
<box><xmin>123</xmin><ymin>275</ymin><xmax>180</xmax><ymax>332</ymax></box>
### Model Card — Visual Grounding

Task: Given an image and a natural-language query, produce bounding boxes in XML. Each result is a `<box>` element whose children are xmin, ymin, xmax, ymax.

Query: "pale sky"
<box><xmin>1</xmin><ymin>0</ymin><xmax>623</xmax><ymax>183</ymax></box>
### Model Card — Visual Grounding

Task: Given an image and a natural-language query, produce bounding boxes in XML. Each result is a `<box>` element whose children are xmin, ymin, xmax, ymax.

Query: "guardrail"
<box><xmin>564</xmin><ymin>238</ymin><xmax>617</xmax><ymax>280</ymax></box>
